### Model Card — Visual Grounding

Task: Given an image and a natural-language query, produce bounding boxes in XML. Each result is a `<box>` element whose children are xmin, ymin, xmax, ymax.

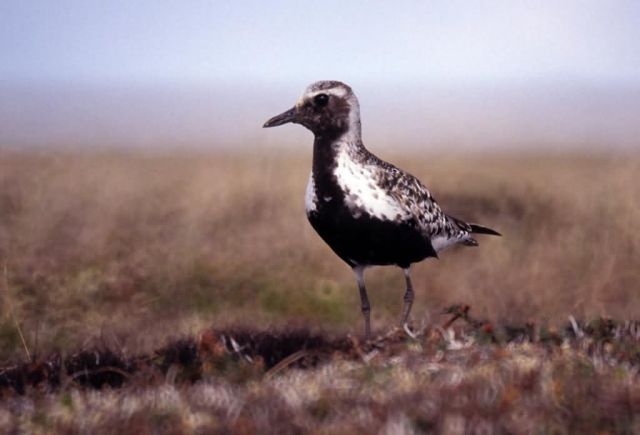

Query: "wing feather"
<box><xmin>373</xmin><ymin>165</ymin><xmax>449</xmax><ymax>237</ymax></box>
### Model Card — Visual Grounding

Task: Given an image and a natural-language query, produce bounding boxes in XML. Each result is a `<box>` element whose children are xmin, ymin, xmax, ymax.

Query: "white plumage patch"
<box><xmin>305</xmin><ymin>173</ymin><xmax>317</xmax><ymax>213</ymax></box>
<box><xmin>334</xmin><ymin>149</ymin><xmax>410</xmax><ymax>221</ymax></box>
<box><xmin>430</xmin><ymin>234</ymin><xmax>459</xmax><ymax>252</ymax></box>
<box><xmin>297</xmin><ymin>86</ymin><xmax>349</xmax><ymax>108</ymax></box>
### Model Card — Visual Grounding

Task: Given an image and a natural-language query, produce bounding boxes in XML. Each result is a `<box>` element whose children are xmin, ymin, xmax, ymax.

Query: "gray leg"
<box><xmin>353</xmin><ymin>266</ymin><xmax>371</xmax><ymax>340</ymax></box>
<box><xmin>400</xmin><ymin>267</ymin><xmax>414</xmax><ymax>326</ymax></box>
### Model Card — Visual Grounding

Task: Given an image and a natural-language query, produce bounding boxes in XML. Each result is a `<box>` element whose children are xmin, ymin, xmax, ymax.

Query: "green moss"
<box><xmin>60</xmin><ymin>393</ymin><xmax>73</xmax><ymax>410</ymax></box>
<box><xmin>258</xmin><ymin>279</ymin><xmax>350</xmax><ymax>326</ymax></box>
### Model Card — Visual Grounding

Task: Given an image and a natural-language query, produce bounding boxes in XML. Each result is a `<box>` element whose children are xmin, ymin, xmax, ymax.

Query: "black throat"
<box><xmin>311</xmin><ymin>134</ymin><xmax>343</xmax><ymax>204</ymax></box>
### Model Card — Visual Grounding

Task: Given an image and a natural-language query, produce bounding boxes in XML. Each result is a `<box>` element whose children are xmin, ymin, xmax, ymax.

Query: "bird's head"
<box><xmin>263</xmin><ymin>80</ymin><xmax>361</xmax><ymax>140</ymax></box>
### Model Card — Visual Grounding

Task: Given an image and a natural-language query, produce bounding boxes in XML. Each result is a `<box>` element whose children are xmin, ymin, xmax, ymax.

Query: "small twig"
<box><xmin>371</xmin><ymin>326</ymin><xmax>401</xmax><ymax>346</ymax></box>
<box><xmin>441</xmin><ymin>304</ymin><xmax>470</xmax><ymax>330</ymax></box>
<box><xmin>69</xmin><ymin>366</ymin><xmax>132</xmax><ymax>381</ymax></box>
<box><xmin>435</xmin><ymin>326</ymin><xmax>449</xmax><ymax>341</ymax></box>
<box><xmin>442</xmin><ymin>314</ymin><xmax>462</xmax><ymax>330</ymax></box>
<box><xmin>33</xmin><ymin>318</ymin><xmax>40</xmax><ymax>360</ymax></box>
<box><xmin>403</xmin><ymin>323</ymin><xmax>417</xmax><ymax>339</ymax></box>
<box><xmin>2</xmin><ymin>263</ymin><xmax>31</xmax><ymax>361</ymax></box>
<box><xmin>165</xmin><ymin>364</ymin><xmax>178</xmax><ymax>385</ymax></box>
<box><xmin>264</xmin><ymin>350</ymin><xmax>313</xmax><ymax>380</ymax></box>
<box><xmin>362</xmin><ymin>349</ymin><xmax>379</xmax><ymax>364</ymax></box>
<box><xmin>569</xmin><ymin>315</ymin><xmax>584</xmax><ymax>338</ymax></box>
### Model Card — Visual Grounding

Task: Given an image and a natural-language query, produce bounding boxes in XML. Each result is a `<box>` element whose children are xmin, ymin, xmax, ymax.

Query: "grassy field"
<box><xmin>0</xmin><ymin>149</ymin><xmax>639</xmax><ymax>432</ymax></box>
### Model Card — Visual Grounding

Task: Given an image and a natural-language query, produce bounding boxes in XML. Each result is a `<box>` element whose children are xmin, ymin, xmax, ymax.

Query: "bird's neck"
<box><xmin>312</xmin><ymin>133</ymin><xmax>366</xmax><ymax>192</ymax></box>
<box><xmin>313</xmin><ymin>105</ymin><xmax>362</xmax><ymax>146</ymax></box>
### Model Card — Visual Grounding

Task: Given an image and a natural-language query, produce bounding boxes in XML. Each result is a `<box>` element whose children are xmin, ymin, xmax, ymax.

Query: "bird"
<box><xmin>263</xmin><ymin>80</ymin><xmax>500</xmax><ymax>340</ymax></box>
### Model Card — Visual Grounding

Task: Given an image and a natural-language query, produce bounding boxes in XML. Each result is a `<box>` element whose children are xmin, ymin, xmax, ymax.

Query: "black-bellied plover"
<box><xmin>263</xmin><ymin>80</ymin><xmax>500</xmax><ymax>339</ymax></box>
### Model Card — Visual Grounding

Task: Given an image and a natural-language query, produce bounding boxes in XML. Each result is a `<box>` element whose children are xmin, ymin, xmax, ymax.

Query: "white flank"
<box><xmin>430</xmin><ymin>234</ymin><xmax>462</xmax><ymax>252</ymax></box>
<box><xmin>334</xmin><ymin>149</ymin><xmax>409</xmax><ymax>221</ymax></box>
<box><xmin>304</xmin><ymin>173</ymin><xmax>317</xmax><ymax>213</ymax></box>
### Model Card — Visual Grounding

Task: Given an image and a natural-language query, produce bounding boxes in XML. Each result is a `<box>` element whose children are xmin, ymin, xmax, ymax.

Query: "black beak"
<box><xmin>263</xmin><ymin>106</ymin><xmax>298</xmax><ymax>128</ymax></box>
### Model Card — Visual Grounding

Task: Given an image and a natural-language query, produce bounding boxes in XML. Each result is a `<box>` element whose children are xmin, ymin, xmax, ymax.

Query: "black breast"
<box><xmin>308</xmin><ymin>208</ymin><xmax>435</xmax><ymax>268</ymax></box>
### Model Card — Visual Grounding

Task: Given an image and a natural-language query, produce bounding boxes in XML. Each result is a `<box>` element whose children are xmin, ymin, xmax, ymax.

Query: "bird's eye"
<box><xmin>314</xmin><ymin>93</ymin><xmax>329</xmax><ymax>107</ymax></box>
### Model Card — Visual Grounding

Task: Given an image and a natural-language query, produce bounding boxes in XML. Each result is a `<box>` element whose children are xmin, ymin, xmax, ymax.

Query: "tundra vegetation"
<box><xmin>0</xmin><ymin>150</ymin><xmax>638</xmax><ymax>433</ymax></box>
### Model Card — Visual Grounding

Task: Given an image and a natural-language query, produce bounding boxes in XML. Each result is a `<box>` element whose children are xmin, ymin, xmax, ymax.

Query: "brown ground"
<box><xmin>0</xmin><ymin>149</ymin><xmax>638</xmax><ymax>432</ymax></box>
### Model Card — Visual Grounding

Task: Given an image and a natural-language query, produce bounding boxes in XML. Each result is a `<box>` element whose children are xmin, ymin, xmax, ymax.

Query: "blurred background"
<box><xmin>1</xmin><ymin>0</ymin><xmax>639</xmax><ymax>151</ymax></box>
<box><xmin>0</xmin><ymin>1</ymin><xmax>639</xmax><ymax>359</ymax></box>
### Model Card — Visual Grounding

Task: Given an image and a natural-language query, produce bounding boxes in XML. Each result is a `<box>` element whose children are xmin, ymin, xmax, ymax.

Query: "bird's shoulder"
<box><xmin>362</xmin><ymin>152</ymin><xmax>448</xmax><ymax>233</ymax></box>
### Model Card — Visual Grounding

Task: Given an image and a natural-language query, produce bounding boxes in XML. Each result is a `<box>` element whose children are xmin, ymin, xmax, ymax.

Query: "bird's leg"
<box><xmin>400</xmin><ymin>267</ymin><xmax>414</xmax><ymax>327</ymax></box>
<box><xmin>353</xmin><ymin>266</ymin><xmax>371</xmax><ymax>340</ymax></box>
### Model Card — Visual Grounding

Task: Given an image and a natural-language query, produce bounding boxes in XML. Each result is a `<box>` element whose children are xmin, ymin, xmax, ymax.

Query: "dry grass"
<box><xmin>1</xmin><ymin>150</ymin><xmax>638</xmax><ymax>355</ymax></box>
<box><xmin>0</xmin><ymin>148</ymin><xmax>639</xmax><ymax>432</ymax></box>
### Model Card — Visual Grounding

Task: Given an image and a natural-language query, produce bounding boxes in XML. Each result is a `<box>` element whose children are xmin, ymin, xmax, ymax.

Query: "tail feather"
<box><xmin>469</xmin><ymin>223</ymin><xmax>501</xmax><ymax>236</ymax></box>
<box><xmin>446</xmin><ymin>214</ymin><xmax>502</xmax><ymax>237</ymax></box>
<box><xmin>461</xmin><ymin>237</ymin><xmax>479</xmax><ymax>247</ymax></box>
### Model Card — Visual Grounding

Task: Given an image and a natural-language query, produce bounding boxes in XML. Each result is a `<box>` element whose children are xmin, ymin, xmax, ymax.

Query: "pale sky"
<box><xmin>1</xmin><ymin>0</ymin><xmax>639</xmax><ymax>86</ymax></box>
<box><xmin>1</xmin><ymin>1</ymin><xmax>639</xmax><ymax>149</ymax></box>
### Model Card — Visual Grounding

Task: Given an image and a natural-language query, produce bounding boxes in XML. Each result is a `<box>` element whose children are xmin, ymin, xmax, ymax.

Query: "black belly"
<box><xmin>307</xmin><ymin>208</ymin><xmax>436</xmax><ymax>268</ymax></box>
